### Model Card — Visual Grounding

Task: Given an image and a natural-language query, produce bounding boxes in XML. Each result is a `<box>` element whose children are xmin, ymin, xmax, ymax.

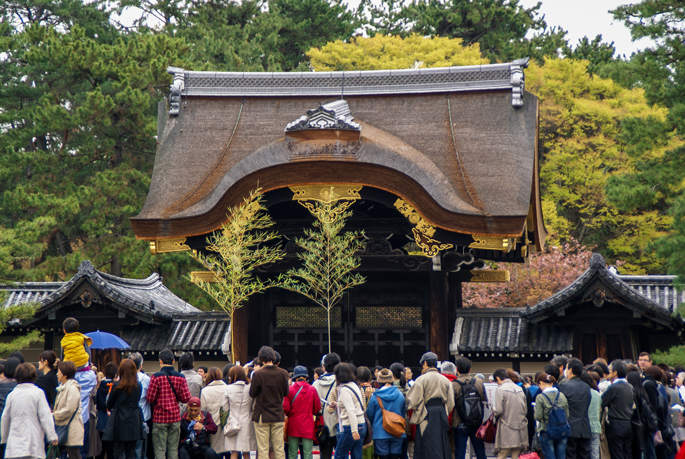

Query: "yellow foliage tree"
<box><xmin>307</xmin><ymin>34</ymin><xmax>489</xmax><ymax>71</ymax></box>
<box><xmin>525</xmin><ymin>58</ymin><xmax>683</xmax><ymax>273</ymax></box>
<box><xmin>308</xmin><ymin>36</ymin><xmax>683</xmax><ymax>274</ymax></box>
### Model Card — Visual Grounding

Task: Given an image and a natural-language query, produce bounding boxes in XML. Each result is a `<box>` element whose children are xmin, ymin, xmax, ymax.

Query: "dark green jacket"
<box><xmin>534</xmin><ymin>389</ymin><xmax>570</xmax><ymax>433</ymax></box>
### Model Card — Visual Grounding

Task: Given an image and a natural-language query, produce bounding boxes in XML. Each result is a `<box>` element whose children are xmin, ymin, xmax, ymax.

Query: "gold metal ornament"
<box><xmin>290</xmin><ymin>184</ymin><xmax>362</xmax><ymax>223</ymax></box>
<box><xmin>290</xmin><ymin>185</ymin><xmax>362</xmax><ymax>203</ymax></box>
<box><xmin>393</xmin><ymin>198</ymin><xmax>453</xmax><ymax>257</ymax></box>
<box><xmin>469</xmin><ymin>235</ymin><xmax>515</xmax><ymax>253</ymax></box>
<box><xmin>190</xmin><ymin>271</ymin><xmax>218</xmax><ymax>283</ymax></box>
<box><xmin>412</xmin><ymin>228</ymin><xmax>454</xmax><ymax>257</ymax></box>
<box><xmin>150</xmin><ymin>238</ymin><xmax>191</xmax><ymax>255</ymax></box>
<box><xmin>469</xmin><ymin>270</ymin><xmax>511</xmax><ymax>283</ymax></box>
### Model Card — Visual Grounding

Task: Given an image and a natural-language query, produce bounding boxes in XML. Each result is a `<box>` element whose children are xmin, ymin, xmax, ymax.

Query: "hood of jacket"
<box><xmin>374</xmin><ymin>385</ymin><xmax>402</xmax><ymax>403</ymax></box>
<box><xmin>317</xmin><ymin>374</ymin><xmax>336</xmax><ymax>388</ymax></box>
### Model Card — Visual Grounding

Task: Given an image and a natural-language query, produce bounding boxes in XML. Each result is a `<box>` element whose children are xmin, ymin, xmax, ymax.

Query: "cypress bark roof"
<box><xmin>131</xmin><ymin>61</ymin><xmax>546</xmax><ymax>251</ymax></box>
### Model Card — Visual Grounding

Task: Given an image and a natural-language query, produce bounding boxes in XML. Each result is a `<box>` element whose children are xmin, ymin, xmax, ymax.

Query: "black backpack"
<box><xmin>456</xmin><ymin>378</ymin><xmax>484</xmax><ymax>428</ymax></box>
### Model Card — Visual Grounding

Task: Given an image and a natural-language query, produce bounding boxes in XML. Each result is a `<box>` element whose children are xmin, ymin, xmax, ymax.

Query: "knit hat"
<box><xmin>377</xmin><ymin>369</ymin><xmax>394</xmax><ymax>384</ymax></box>
<box><xmin>188</xmin><ymin>396</ymin><xmax>201</xmax><ymax>408</ymax></box>
<box><xmin>293</xmin><ymin>365</ymin><xmax>309</xmax><ymax>379</ymax></box>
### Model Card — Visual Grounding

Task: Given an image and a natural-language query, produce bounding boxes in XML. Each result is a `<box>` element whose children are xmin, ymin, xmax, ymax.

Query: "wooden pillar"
<box><xmin>233</xmin><ymin>301</ymin><xmax>249</xmax><ymax>365</ymax></box>
<box><xmin>430</xmin><ymin>270</ymin><xmax>449</xmax><ymax>360</ymax></box>
<box><xmin>44</xmin><ymin>331</ymin><xmax>54</xmax><ymax>351</ymax></box>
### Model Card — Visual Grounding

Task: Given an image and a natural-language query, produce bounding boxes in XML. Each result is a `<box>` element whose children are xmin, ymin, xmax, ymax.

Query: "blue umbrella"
<box><xmin>85</xmin><ymin>331</ymin><xmax>131</xmax><ymax>350</ymax></box>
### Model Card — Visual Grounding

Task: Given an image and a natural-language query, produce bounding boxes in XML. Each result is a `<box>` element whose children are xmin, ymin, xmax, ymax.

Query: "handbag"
<box><xmin>56</xmin><ymin>409</ymin><xmax>78</xmax><ymax>445</ymax></box>
<box><xmin>519</xmin><ymin>453</ymin><xmax>540</xmax><ymax>459</ymax></box>
<box><xmin>377</xmin><ymin>397</ymin><xmax>405</xmax><ymax>438</ymax></box>
<box><xmin>46</xmin><ymin>444</ymin><xmax>59</xmax><ymax>459</ymax></box>
<box><xmin>224</xmin><ymin>385</ymin><xmax>248</xmax><ymax>437</ymax></box>
<box><xmin>475</xmin><ymin>413</ymin><xmax>496</xmax><ymax>443</ymax></box>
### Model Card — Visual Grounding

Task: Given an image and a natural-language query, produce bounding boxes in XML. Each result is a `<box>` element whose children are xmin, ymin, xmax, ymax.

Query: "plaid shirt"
<box><xmin>147</xmin><ymin>366</ymin><xmax>192</xmax><ymax>424</ymax></box>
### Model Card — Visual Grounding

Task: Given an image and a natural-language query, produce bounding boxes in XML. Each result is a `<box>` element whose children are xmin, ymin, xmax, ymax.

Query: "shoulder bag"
<box><xmin>224</xmin><ymin>385</ymin><xmax>248</xmax><ymax>436</ymax></box>
<box><xmin>57</xmin><ymin>409</ymin><xmax>78</xmax><ymax>445</ymax></box>
<box><xmin>376</xmin><ymin>397</ymin><xmax>405</xmax><ymax>438</ymax></box>
<box><xmin>165</xmin><ymin>375</ymin><xmax>179</xmax><ymax>401</ymax></box>
<box><xmin>315</xmin><ymin>384</ymin><xmax>336</xmax><ymax>446</ymax></box>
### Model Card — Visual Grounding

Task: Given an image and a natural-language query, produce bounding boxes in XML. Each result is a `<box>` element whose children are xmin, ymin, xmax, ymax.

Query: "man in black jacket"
<box><xmin>559</xmin><ymin>358</ymin><xmax>591</xmax><ymax>459</ymax></box>
<box><xmin>179</xmin><ymin>397</ymin><xmax>218</xmax><ymax>459</ymax></box>
<box><xmin>601</xmin><ymin>360</ymin><xmax>634</xmax><ymax>459</ymax></box>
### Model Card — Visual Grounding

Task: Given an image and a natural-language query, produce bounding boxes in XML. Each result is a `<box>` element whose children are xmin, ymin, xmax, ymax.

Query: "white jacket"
<box><xmin>336</xmin><ymin>383</ymin><xmax>365</xmax><ymax>433</ymax></box>
<box><xmin>200</xmin><ymin>380</ymin><xmax>228</xmax><ymax>453</ymax></box>
<box><xmin>1</xmin><ymin>383</ymin><xmax>58</xmax><ymax>458</ymax></box>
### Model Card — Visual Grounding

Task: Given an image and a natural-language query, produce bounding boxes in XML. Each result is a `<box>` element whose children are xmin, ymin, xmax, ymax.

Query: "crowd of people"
<box><xmin>1</xmin><ymin>317</ymin><xmax>685</xmax><ymax>459</ymax></box>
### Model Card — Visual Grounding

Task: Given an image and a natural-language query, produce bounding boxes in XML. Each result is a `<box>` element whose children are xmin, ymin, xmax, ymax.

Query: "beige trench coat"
<box><xmin>54</xmin><ymin>379</ymin><xmax>85</xmax><ymax>447</ymax></box>
<box><xmin>493</xmin><ymin>379</ymin><xmax>528</xmax><ymax>452</ymax></box>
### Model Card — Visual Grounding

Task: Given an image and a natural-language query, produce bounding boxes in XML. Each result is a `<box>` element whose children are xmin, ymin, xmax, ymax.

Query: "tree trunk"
<box><xmin>111</xmin><ymin>256</ymin><xmax>122</xmax><ymax>277</ymax></box>
<box><xmin>327</xmin><ymin>308</ymin><xmax>332</xmax><ymax>354</ymax></box>
<box><xmin>230</xmin><ymin>311</ymin><xmax>235</xmax><ymax>364</ymax></box>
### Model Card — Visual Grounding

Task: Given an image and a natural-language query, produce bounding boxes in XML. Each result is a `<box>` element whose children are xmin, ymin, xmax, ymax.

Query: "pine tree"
<box><xmin>189</xmin><ymin>189</ymin><xmax>290</xmax><ymax>362</ymax></box>
<box><xmin>284</xmin><ymin>201</ymin><xmax>366</xmax><ymax>353</ymax></box>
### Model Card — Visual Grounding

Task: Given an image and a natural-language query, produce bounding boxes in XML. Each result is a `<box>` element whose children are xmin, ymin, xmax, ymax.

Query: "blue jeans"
<box><xmin>374</xmin><ymin>438</ymin><xmax>404</xmax><ymax>456</ymax></box>
<box><xmin>334</xmin><ymin>424</ymin><xmax>366</xmax><ymax>459</ymax></box>
<box><xmin>453</xmin><ymin>424</ymin><xmax>486</xmax><ymax>459</ymax></box>
<box><xmin>539</xmin><ymin>431</ymin><xmax>567</xmax><ymax>459</ymax></box>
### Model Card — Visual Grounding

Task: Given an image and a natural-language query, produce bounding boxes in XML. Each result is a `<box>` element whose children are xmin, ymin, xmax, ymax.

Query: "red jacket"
<box><xmin>443</xmin><ymin>373</ymin><xmax>457</xmax><ymax>426</ymax></box>
<box><xmin>283</xmin><ymin>381</ymin><xmax>322</xmax><ymax>440</ymax></box>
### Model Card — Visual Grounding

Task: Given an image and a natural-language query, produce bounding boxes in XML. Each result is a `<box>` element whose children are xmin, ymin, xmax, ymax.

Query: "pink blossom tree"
<box><xmin>463</xmin><ymin>240</ymin><xmax>594</xmax><ymax>308</ymax></box>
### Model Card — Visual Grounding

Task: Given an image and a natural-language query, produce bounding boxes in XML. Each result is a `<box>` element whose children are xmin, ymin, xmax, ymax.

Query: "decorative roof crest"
<box><xmin>285</xmin><ymin>100</ymin><xmax>361</xmax><ymax>132</ymax></box>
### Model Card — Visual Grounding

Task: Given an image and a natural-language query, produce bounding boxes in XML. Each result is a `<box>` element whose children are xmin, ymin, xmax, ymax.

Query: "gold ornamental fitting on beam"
<box><xmin>469</xmin><ymin>235</ymin><xmax>515</xmax><ymax>253</ymax></box>
<box><xmin>150</xmin><ymin>238</ymin><xmax>191</xmax><ymax>255</ymax></box>
<box><xmin>190</xmin><ymin>271</ymin><xmax>218</xmax><ymax>283</ymax></box>
<box><xmin>290</xmin><ymin>184</ymin><xmax>363</xmax><ymax>223</ymax></box>
<box><xmin>393</xmin><ymin>198</ymin><xmax>453</xmax><ymax>257</ymax></box>
<box><xmin>469</xmin><ymin>270</ymin><xmax>511</xmax><ymax>282</ymax></box>
<box><xmin>290</xmin><ymin>184</ymin><xmax>362</xmax><ymax>203</ymax></box>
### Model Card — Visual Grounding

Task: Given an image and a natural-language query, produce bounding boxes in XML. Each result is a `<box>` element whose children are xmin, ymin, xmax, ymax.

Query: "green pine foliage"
<box><xmin>284</xmin><ymin>202</ymin><xmax>366</xmax><ymax>353</ymax></box>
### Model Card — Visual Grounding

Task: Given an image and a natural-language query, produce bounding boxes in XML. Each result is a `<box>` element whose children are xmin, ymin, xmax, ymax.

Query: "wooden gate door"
<box><xmin>269</xmin><ymin>282</ymin><xmax>429</xmax><ymax>369</ymax></box>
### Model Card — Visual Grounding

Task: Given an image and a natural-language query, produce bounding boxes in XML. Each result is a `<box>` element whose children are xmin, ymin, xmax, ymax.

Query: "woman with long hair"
<box><xmin>102</xmin><ymin>359</ymin><xmax>144</xmax><ymax>459</ymax></box>
<box><xmin>1</xmin><ymin>363</ymin><xmax>58</xmax><ymax>459</ymax></box>
<box><xmin>200</xmin><ymin>367</ymin><xmax>228</xmax><ymax>457</ymax></box>
<box><xmin>54</xmin><ymin>361</ymin><xmax>85</xmax><ymax>459</ymax></box>
<box><xmin>34</xmin><ymin>350</ymin><xmax>59</xmax><ymax>409</ymax></box>
<box><xmin>222</xmin><ymin>365</ymin><xmax>256</xmax><ymax>459</ymax></box>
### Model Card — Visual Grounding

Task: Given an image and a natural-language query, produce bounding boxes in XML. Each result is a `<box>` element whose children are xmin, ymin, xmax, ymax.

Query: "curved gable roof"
<box><xmin>25</xmin><ymin>260</ymin><xmax>199</xmax><ymax>324</ymax></box>
<box><xmin>132</xmin><ymin>61</ymin><xmax>546</xmax><ymax>251</ymax></box>
<box><xmin>524</xmin><ymin>253</ymin><xmax>681</xmax><ymax>327</ymax></box>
